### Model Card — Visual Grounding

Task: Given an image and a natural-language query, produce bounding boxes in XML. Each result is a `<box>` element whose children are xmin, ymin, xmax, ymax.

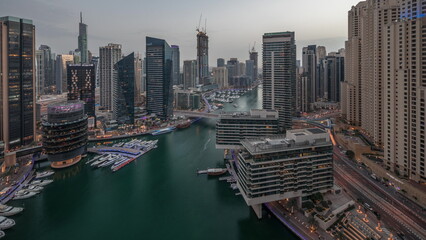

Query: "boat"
<box><xmin>85</xmin><ymin>155</ymin><xmax>102</xmax><ymax>165</ymax></box>
<box><xmin>35</xmin><ymin>170</ymin><xmax>54</xmax><ymax>179</ymax></box>
<box><xmin>233</xmin><ymin>104</ymin><xmax>238</xmax><ymax>108</ymax></box>
<box><xmin>0</xmin><ymin>216</ymin><xmax>15</xmax><ymax>230</ymax></box>
<box><xmin>151</xmin><ymin>127</ymin><xmax>176</xmax><ymax>136</ymax></box>
<box><xmin>0</xmin><ymin>230</ymin><xmax>4</xmax><ymax>238</ymax></box>
<box><xmin>111</xmin><ymin>143</ymin><xmax>157</xmax><ymax>172</ymax></box>
<box><xmin>0</xmin><ymin>205</ymin><xmax>23</xmax><ymax>216</ymax></box>
<box><xmin>30</xmin><ymin>179</ymin><xmax>53</xmax><ymax>187</ymax></box>
<box><xmin>176</xmin><ymin>121</ymin><xmax>191</xmax><ymax>129</ymax></box>
<box><xmin>12</xmin><ymin>190</ymin><xmax>38</xmax><ymax>200</ymax></box>
<box><xmin>24</xmin><ymin>185</ymin><xmax>43</xmax><ymax>192</ymax></box>
<box><xmin>206</xmin><ymin>168</ymin><xmax>228</xmax><ymax>176</ymax></box>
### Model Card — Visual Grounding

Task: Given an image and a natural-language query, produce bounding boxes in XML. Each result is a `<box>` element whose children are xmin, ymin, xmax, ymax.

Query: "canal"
<box><xmin>9</xmin><ymin>87</ymin><xmax>298</xmax><ymax>240</ymax></box>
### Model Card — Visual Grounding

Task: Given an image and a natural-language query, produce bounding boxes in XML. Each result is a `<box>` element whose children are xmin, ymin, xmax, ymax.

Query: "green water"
<box><xmin>8</xmin><ymin>87</ymin><xmax>297</xmax><ymax>240</ymax></box>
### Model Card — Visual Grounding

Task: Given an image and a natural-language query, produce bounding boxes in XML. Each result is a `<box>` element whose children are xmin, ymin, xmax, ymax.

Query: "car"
<box><xmin>364</xmin><ymin>203</ymin><xmax>373</xmax><ymax>211</ymax></box>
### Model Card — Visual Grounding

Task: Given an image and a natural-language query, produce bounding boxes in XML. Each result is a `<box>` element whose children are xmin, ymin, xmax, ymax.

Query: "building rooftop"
<box><xmin>241</xmin><ymin>128</ymin><xmax>331</xmax><ymax>155</ymax></box>
<box><xmin>0</xmin><ymin>16</ymin><xmax>32</xmax><ymax>24</ymax></box>
<box><xmin>219</xmin><ymin>109</ymin><xmax>278</xmax><ymax>119</ymax></box>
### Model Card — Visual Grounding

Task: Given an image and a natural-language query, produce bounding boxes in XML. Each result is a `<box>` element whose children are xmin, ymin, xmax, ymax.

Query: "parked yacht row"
<box><xmin>89</xmin><ymin>140</ymin><xmax>159</xmax><ymax>172</ymax></box>
<box><xmin>111</xmin><ymin>140</ymin><xmax>158</xmax><ymax>172</ymax></box>
<box><xmin>88</xmin><ymin>154</ymin><xmax>130</xmax><ymax>168</ymax></box>
<box><xmin>12</xmin><ymin>178</ymin><xmax>53</xmax><ymax>201</ymax></box>
<box><xmin>1</xmin><ymin>170</ymin><xmax>54</xmax><ymax>238</ymax></box>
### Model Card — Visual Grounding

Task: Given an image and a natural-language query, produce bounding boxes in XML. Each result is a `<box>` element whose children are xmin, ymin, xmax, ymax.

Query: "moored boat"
<box><xmin>207</xmin><ymin>168</ymin><xmax>228</xmax><ymax>176</ymax></box>
<box><xmin>176</xmin><ymin>121</ymin><xmax>191</xmax><ymax>129</ymax></box>
<box><xmin>24</xmin><ymin>185</ymin><xmax>43</xmax><ymax>192</ymax></box>
<box><xmin>0</xmin><ymin>216</ymin><xmax>15</xmax><ymax>230</ymax></box>
<box><xmin>12</xmin><ymin>190</ymin><xmax>38</xmax><ymax>200</ymax></box>
<box><xmin>30</xmin><ymin>179</ymin><xmax>53</xmax><ymax>187</ymax></box>
<box><xmin>151</xmin><ymin>127</ymin><xmax>176</xmax><ymax>136</ymax></box>
<box><xmin>35</xmin><ymin>170</ymin><xmax>54</xmax><ymax>179</ymax></box>
<box><xmin>0</xmin><ymin>205</ymin><xmax>23</xmax><ymax>217</ymax></box>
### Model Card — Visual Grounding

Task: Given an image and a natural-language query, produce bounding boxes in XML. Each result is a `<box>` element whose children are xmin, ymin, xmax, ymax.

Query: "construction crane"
<box><xmin>196</xmin><ymin>14</ymin><xmax>207</xmax><ymax>34</ymax></box>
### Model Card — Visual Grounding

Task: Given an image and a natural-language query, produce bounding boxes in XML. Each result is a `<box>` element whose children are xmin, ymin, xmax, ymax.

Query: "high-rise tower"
<box><xmin>262</xmin><ymin>32</ymin><xmax>296</xmax><ymax>132</ymax></box>
<box><xmin>78</xmin><ymin>12</ymin><xmax>88</xmax><ymax>64</ymax></box>
<box><xmin>99</xmin><ymin>43</ymin><xmax>122</xmax><ymax>110</ymax></box>
<box><xmin>0</xmin><ymin>16</ymin><xmax>36</xmax><ymax>150</ymax></box>
<box><xmin>146</xmin><ymin>37</ymin><xmax>173</xmax><ymax>120</ymax></box>
<box><xmin>196</xmin><ymin>26</ymin><xmax>209</xmax><ymax>85</ymax></box>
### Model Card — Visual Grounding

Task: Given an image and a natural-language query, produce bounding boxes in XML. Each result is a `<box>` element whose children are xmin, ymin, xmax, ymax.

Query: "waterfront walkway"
<box><xmin>0</xmin><ymin>156</ymin><xmax>35</xmax><ymax>204</ymax></box>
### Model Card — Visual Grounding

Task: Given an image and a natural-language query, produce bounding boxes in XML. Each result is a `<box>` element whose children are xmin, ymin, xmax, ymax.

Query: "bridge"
<box><xmin>174</xmin><ymin>110</ymin><xmax>219</xmax><ymax>118</ymax></box>
<box><xmin>174</xmin><ymin>110</ymin><xmax>332</xmax><ymax>129</ymax></box>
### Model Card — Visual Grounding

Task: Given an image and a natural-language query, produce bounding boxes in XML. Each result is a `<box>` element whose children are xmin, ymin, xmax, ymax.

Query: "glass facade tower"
<box><xmin>0</xmin><ymin>16</ymin><xmax>36</xmax><ymax>150</ymax></box>
<box><xmin>146</xmin><ymin>37</ymin><xmax>173</xmax><ymax>120</ymax></box>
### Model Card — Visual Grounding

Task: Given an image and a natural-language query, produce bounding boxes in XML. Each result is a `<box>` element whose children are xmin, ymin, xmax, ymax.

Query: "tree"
<box><xmin>346</xmin><ymin>150</ymin><xmax>355</xmax><ymax>160</ymax></box>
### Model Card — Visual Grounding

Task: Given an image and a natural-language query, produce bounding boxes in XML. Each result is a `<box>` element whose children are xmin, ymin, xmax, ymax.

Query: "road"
<box><xmin>333</xmin><ymin>147</ymin><xmax>426</xmax><ymax>240</ymax></box>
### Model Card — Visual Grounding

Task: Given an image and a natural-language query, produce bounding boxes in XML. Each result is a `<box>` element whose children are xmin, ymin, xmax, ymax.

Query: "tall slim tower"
<box><xmin>78</xmin><ymin>12</ymin><xmax>88</xmax><ymax>64</ymax></box>
<box><xmin>0</xmin><ymin>16</ymin><xmax>36</xmax><ymax>150</ymax></box>
<box><xmin>113</xmin><ymin>53</ymin><xmax>135</xmax><ymax>124</ymax></box>
<box><xmin>99</xmin><ymin>43</ymin><xmax>122</xmax><ymax>110</ymax></box>
<box><xmin>146</xmin><ymin>37</ymin><xmax>173</xmax><ymax>120</ymax></box>
<box><xmin>171</xmin><ymin>45</ymin><xmax>180</xmax><ymax>85</ymax></box>
<box><xmin>183</xmin><ymin>60</ymin><xmax>197</xmax><ymax>89</ymax></box>
<box><xmin>249</xmin><ymin>48</ymin><xmax>258</xmax><ymax>81</ymax></box>
<box><xmin>262</xmin><ymin>32</ymin><xmax>296</xmax><ymax>132</ymax></box>
<box><xmin>302</xmin><ymin>45</ymin><xmax>317</xmax><ymax>109</ymax></box>
<box><xmin>196</xmin><ymin>29</ymin><xmax>209</xmax><ymax>85</ymax></box>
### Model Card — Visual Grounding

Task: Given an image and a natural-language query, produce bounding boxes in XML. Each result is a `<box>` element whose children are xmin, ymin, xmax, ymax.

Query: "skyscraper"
<box><xmin>212</xmin><ymin>67</ymin><xmax>228</xmax><ymax>89</ymax></box>
<box><xmin>302</xmin><ymin>45</ymin><xmax>317</xmax><ymax>109</ymax></box>
<box><xmin>0</xmin><ymin>16</ymin><xmax>36</xmax><ymax>150</ymax></box>
<box><xmin>113</xmin><ymin>53</ymin><xmax>135</xmax><ymax>124</ymax></box>
<box><xmin>196</xmin><ymin>30</ymin><xmax>209</xmax><ymax>85</ymax></box>
<box><xmin>36</xmin><ymin>45</ymin><xmax>55</xmax><ymax>96</ymax></box>
<box><xmin>146</xmin><ymin>37</ymin><xmax>173</xmax><ymax>120</ymax></box>
<box><xmin>245</xmin><ymin>60</ymin><xmax>255</xmax><ymax>83</ymax></box>
<box><xmin>171</xmin><ymin>45</ymin><xmax>180</xmax><ymax>85</ymax></box>
<box><xmin>226</xmin><ymin>58</ymin><xmax>239</xmax><ymax>85</ymax></box>
<box><xmin>217</xmin><ymin>58</ymin><xmax>225</xmax><ymax>67</ymax></box>
<box><xmin>249</xmin><ymin>48</ymin><xmax>258</xmax><ymax>81</ymax></box>
<box><xmin>67</xmin><ymin>64</ymin><xmax>96</xmax><ymax>119</ymax></box>
<box><xmin>55</xmin><ymin>54</ymin><xmax>74</xmax><ymax>94</ymax></box>
<box><xmin>384</xmin><ymin>0</ymin><xmax>426</xmax><ymax>182</ymax></box>
<box><xmin>262</xmin><ymin>32</ymin><xmax>296</xmax><ymax>131</ymax></box>
<box><xmin>183</xmin><ymin>60</ymin><xmax>197</xmax><ymax>89</ymax></box>
<box><xmin>78</xmin><ymin>12</ymin><xmax>88</xmax><ymax>64</ymax></box>
<box><xmin>99</xmin><ymin>43</ymin><xmax>122</xmax><ymax>110</ymax></box>
<box><xmin>323</xmin><ymin>54</ymin><xmax>344</xmax><ymax>102</ymax></box>
<box><xmin>342</xmin><ymin>0</ymin><xmax>399</xmax><ymax>143</ymax></box>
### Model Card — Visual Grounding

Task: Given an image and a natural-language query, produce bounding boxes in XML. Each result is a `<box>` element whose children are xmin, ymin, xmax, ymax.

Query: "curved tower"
<box><xmin>42</xmin><ymin>101</ymin><xmax>88</xmax><ymax>168</ymax></box>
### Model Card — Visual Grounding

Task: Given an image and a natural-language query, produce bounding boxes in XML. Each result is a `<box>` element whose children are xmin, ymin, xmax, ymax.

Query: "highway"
<box><xmin>333</xmin><ymin>147</ymin><xmax>426</xmax><ymax>240</ymax></box>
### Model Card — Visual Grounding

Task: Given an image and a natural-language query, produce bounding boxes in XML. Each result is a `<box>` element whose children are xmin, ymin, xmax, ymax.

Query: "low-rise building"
<box><xmin>236</xmin><ymin>128</ymin><xmax>333</xmax><ymax>218</ymax></box>
<box><xmin>215</xmin><ymin>109</ymin><xmax>279</xmax><ymax>149</ymax></box>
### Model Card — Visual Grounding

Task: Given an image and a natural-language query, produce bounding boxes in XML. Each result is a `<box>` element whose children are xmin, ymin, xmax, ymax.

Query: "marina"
<box><xmin>8</xmin><ymin>86</ymin><xmax>297</xmax><ymax>240</ymax></box>
<box><xmin>88</xmin><ymin>139</ymin><xmax>159</xmax><ymax>172</ymax></box>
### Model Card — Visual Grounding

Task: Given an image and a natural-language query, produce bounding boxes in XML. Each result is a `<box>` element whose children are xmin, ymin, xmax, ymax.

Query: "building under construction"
<box><xmin>196</xmin><ymin>23</ymin><xmax>209</xmax><ymax>85</ymax></box>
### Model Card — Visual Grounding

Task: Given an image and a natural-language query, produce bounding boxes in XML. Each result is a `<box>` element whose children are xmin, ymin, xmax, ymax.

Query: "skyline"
<box><xmin>2</xmin><ymin>0</ymin><xmax>360</xmax><ymax>62</ymax></box>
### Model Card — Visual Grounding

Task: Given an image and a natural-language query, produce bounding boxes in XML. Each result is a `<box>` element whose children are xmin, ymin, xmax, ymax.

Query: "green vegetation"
<box><xmin>346</xmin><ymin>150</ymin><xmax>355</xmax><ymax>159</ymax></box>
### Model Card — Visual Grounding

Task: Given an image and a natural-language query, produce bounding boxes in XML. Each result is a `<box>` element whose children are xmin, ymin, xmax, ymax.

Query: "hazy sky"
<box><xmin>1</xmin><ymin>0</ymin><xmax>360</xmax><ymax>64</ymax></box>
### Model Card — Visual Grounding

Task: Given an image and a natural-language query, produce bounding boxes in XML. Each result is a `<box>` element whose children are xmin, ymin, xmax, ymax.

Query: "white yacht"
<box><xmin>30</xmin><ymin>179</ymin><xmax>53</xmax><ymax>187</ymax></box>
<box><xmin>0</xmin><ymin>216</ymin><xmax>15</xmax><ymax>230</ymax></box>
<box><xmin>12</xmin><ymin>190</ymin><xmax>38</xmax><ymax>200</ymax></box>
<box><xmin>35</xmin><ymin>170</ymin><xmax>54</xmax><ymax>179</ymax></box>
<box><xmin>0</xmin><ymin>205</ymin><xmax>23</xmax><ymax>217</ymax></box>
<box><xmin>24</xmin><ymin>185</ymin><xmax>43</xmax><ymax>192</ymax></box>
